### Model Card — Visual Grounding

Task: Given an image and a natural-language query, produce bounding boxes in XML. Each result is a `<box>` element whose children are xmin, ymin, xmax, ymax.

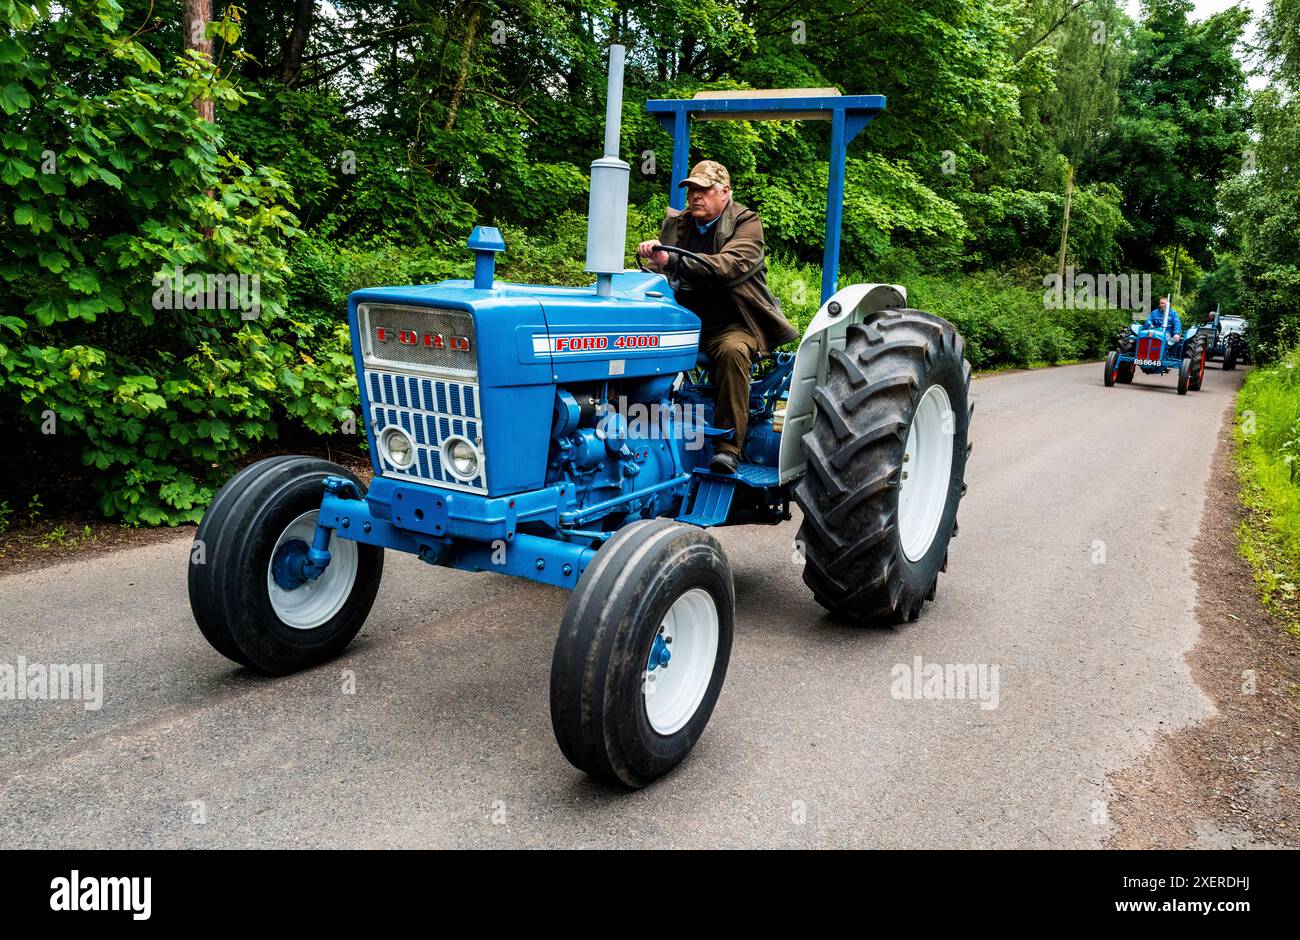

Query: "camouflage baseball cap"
<box><xmin>678</xmin><ymin>160</ymin><xmax>730</xmax><ymax>189</ymax></box>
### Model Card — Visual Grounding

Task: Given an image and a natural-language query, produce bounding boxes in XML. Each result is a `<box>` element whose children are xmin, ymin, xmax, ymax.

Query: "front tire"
<box><xmin>794</xmin><ymin>309</ymin><xmax>971</xmax><ymax>625</ymax></box>
<box><xmin>1177</xmin><ymin>355</ymin><xmax>1191</xmax><ymax>395</ymax></box>
<box><xmin>1224</xmin><ymin>338</ymin><xmax>1239</xmax><ymax>370</ymax></box>
<box><xmin>549</xmin><ymin>519</ymin><xmax>734</xmax><ymax>788</ymax></box>
<box><xmin>1104</xmin><ymin>351</ymin><xmax>1118</xmax><ymax>387</ymax></box>
<box><xmin>188</xmin><ymin>457</ymin><xmax>384</xmax><ymax>674</ymax></box>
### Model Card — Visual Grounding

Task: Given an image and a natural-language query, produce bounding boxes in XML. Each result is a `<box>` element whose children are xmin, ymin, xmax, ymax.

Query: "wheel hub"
<box><xmin>643</xmin><ymin>588</ymin><xmax>718</xmax><ymax>736</ymax></box>
<box><xmin>648</xmin><ymin>633</ymin><xmax>672</xmax><ymax>670</ymax></box>
<box><xmin>271</xmin><ymin>538</ymin><xmax>311</xmax><ymax>591</ymax></box>
<box><xmin>265</xmin><ymin>510</ymin><xmax>360</xmax><ymax>630</ymax></box>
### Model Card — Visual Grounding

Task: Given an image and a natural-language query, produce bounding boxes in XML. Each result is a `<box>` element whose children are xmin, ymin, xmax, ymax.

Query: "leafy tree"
<box><xmin>1089</xmin><ymin>0</ymin><xmax>1251</xmax><ymax>275</ymax></box>
<box><xmin>0</xmin><ymin>1</ymin><xmax>336</xmax><ymax>523</ymax></box>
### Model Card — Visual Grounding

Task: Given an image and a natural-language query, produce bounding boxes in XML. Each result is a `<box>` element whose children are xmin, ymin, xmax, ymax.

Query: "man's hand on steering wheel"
<box><xmin>635</xmin><ymin>243</ymin><xmax>719</xmax><ymax>291</ymax></box>
<box><xmin>636</xmin><ymin>239</ymin><xmax>670</xmax><ymax>269</ymax></box>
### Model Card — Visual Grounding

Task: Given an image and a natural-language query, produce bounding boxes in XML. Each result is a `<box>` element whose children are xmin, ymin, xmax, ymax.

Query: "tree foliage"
<box><xmin>0</xmin><ymin>0</ymin><xmax>1292</xmax><ymax>522</ymax></box>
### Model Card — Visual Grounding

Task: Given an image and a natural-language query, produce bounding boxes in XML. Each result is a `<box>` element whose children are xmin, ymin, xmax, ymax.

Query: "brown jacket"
<box><xmin>657</xmin><ymin>199</ymin><xmax>799</xmax><ymax>355</ymax></box>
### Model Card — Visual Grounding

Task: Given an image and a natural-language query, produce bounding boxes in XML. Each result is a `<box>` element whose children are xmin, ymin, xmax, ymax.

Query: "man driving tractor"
<box><xmin>636</xmin><ymin>160</ymin><xmax>798</xmax><ymax>475</ymax></box>
<box><xmin>1144</xmin><ymin>294</ymin><xmax>1183</xmax><ymax>349</ymax></box>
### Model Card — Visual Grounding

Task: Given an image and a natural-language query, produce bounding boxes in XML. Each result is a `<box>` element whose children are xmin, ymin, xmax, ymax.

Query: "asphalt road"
<box><xmin>1</xmin><ymin>358</ymin><xmax>1246</xmax><ymax>848</ymax></box>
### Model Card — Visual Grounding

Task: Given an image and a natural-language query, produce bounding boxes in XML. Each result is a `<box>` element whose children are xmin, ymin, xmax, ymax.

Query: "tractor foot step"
<box><xmin>678</xmin><ymin>463</ymin><xmax>782</xmax><ymax>526</ymax></box>
<box><xmin>677</xmin><ymin>478</ymin><xmax>737</xmax><ymax>527</ymax></box>
<box><xmin>692</xmin><ymin>462</ymin><xmax>780</xmax><ymax>488</ymax></box>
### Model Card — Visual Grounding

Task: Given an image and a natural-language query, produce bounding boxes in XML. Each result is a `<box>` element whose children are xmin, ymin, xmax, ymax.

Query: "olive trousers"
<box><xmin>702</xmin><ymin>323</ymin><xmax>760</xmax><ymax>460</ymax></box>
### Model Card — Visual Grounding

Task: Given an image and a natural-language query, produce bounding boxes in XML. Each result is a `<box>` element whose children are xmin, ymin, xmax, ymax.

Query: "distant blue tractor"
<box><xmin>1106</xmin><ymin>320</ymin><xmax>1206</xmax><ymax>395</ymax></box>
<box><xmin>189</xmin><ymin>47</ymin><xmax>973</xmax><ymax>788</ymax></box>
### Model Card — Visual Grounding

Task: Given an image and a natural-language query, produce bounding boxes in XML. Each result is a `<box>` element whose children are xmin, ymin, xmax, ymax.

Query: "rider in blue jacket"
<box><xmin>1144</xmin><ymin>295</ymin><xmax>1182</xmax><ymax>348</ymax></box>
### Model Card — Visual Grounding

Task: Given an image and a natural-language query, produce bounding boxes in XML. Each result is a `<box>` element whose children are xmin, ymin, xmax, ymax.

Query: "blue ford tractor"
<box><xmin>188</xmin><ymin>47</ymin><xmax>973</xmax><ymax>788</ymax></box>
<box><xmin>1106</xmin><ymin>317</ymin><xmax>1206</xmax><ymax>394</ymax></box>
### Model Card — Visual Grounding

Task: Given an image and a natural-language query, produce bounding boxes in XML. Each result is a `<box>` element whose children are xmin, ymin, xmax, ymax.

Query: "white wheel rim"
<box><xmin>644</xmin><ymin>588</ymin><xmax>719</xmax><ymax>736</ymax></box>
<box><xmin>266</xmin><ymin>511</ymin><xmax>360</xmax><ymax>630</ymax></box>
<box><xmin>897</xmin><ymin>384</ymin><xmax>955</xmax><ymax>563</ymax></box>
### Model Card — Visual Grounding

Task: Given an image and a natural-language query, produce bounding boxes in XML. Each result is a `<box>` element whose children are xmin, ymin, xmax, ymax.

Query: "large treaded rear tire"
<box><xmin>188</xmin><ymin>456</ymin><xmax>384</xmax><ymax>674</ymax></box>
<box><xmin>1185</xmin><ymin>334</ymin><xmax>1207</xmax><ymax>391</ymax></box>
<box><xmin>1115</xmin><ymin>332</ymin><xmax>1136</xmax><ymax>383</ymax></box>
<box><xmin>1224</xmin><ymin>335</ymin><xmax>1241</xmax><ymax>370</ymax></box>
<box><xmin>793</xmin><ymin>309</ymin><xmax>972</xmax><ymax>625</ymax></box>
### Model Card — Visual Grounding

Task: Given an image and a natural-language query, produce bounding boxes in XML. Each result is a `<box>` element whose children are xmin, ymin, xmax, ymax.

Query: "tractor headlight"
<box><xmin>380</xmin><ymin>426</ymin><xmax>416</xmax><ymax>469</ymax></box>
<box><xmin>443</xmin><ymin>436</ymin><xmax>480</xmax><ymax>480</ymax></box>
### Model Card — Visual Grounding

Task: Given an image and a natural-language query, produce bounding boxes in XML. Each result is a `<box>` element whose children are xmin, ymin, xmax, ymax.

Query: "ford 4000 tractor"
<box><xmin>189</xmin><ymin>46</ymin><xmax>973</xmax><ymax>788</ymax></box>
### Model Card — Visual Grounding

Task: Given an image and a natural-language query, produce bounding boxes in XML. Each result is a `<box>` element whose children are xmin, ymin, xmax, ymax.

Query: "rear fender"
<box><xmin>776</xmin><ymin>283</ymin><xmax>906</xmax><ymax>485</ymax></box>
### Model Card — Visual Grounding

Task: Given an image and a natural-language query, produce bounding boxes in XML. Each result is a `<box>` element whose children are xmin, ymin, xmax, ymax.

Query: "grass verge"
<box><xmin>1235</xmin><ymin>347</ymin><xmax>1300</xmax><ymax>637</ymax></box>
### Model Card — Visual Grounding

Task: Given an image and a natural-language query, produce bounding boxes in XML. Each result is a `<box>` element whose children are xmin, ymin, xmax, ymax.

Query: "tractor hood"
<box><xmin>347</xmin><ymin>272</ymin><xmax>701</xmax><ymax>498</ymax></box>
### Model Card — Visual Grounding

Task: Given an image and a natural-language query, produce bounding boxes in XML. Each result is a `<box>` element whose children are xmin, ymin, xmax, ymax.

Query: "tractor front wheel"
<box><xmin>1177</xmin><ymin>355</ymin><xmax>1191</xmax><ymax>395</ymax></box>
<box><xmin>794</xmin><ymin>309</ymin><xmax>971</xmax><ymax>625</ymax></box>
<box><xmin>188</xmin><ymin>457</ymin><xmax>384</xmax><ymax>674</ymax></box>
<box><xmin>549</xmin><ymin>519</ymin><xmax>734</xmax><ymax>788</ymax></box>
<box><xmin>1104</xmin><ymin>351</ymin><xmax>1118</xmax><ymax>387</ymax></box>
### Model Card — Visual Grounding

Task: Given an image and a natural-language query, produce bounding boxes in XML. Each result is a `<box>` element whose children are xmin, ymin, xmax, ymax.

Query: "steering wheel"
<box><xmin>637</xmin><ymin>244</ymin><xmax>719</xmax><ymax>293</ymax></box>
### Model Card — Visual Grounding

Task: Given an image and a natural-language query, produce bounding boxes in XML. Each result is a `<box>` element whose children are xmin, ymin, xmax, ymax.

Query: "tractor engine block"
<box><xmin>546</xmin><ymin>378</ymin><xmax>707</xmax><ymax>523</ymax></box>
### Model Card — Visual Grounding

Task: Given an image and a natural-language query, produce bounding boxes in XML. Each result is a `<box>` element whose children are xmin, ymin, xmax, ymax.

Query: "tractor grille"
<box><xmin>358</xmin><ymin>303</ymin><xmax>477</xmax><ymax>375</ymax></box>
<box><xmin>1136</xmin><ymin>336</ymin><xmax>1163</xmax><ymax>363</ymax></box>
<box><xmin>366</xmin><ymin>369</ymin><xmax>487</xmax><ymax>492</ymax></box>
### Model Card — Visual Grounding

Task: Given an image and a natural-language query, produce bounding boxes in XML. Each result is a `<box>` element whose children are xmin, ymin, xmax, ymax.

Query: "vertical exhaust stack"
<box><xmin>585</xmin><ymin>43</ymin><xmax>630</xmax><ymax>298</ymax></box>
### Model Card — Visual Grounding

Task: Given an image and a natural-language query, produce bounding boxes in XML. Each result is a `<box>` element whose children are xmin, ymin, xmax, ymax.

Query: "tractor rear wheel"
<box><xmin>794</xmin><ymin>309</ymin><xmax>971</xmax><ymax>625</ymax></box>
<box><xmin>1115</xmin><ymin>333</ymin><xmax>1136</xmax><ymax>383</ymax></box>
<box><xmin>550</xmin><ymin>519</ymin><xmax>734</xmax><ymax>788</ymax></box>
<box><xmin>188</xmin><ymin>456</ymin><xmax>384</xmax><ymax>674</ymax></box>
<box><xmin>1185</xmin><ymin>335</ymin><xmax>1208</xmax><ymax>391</ymax></box>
